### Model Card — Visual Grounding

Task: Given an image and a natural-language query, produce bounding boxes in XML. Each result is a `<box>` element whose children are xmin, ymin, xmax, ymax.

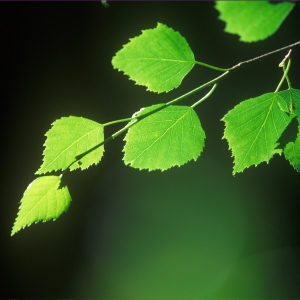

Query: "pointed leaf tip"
<box><xmin>36</xmin><ymin>116</ymin><xmax>104</xmax><ymax>174</ymax></box>
<box><xmin>223</xmin><ymin>92</ymin><xmax>292</xmax><ymax>174</ymax></box>
<box><xmin>11</xmin><ymin>176</ymin><xmax>71</xmax><ymax>235</ymax></box>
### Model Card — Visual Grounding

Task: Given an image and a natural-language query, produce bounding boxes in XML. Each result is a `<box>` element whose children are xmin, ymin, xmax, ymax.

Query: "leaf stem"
<box><xmin>191</xmin><ymin>83</ymin><xmax>218</xmax><ymax>108</ymax></box>
<box><xmin>63</xmin><ymin>40</ymin><xmax>300</xmax><ymax>172</ymax></box>
<box><xmin>194</xmin><ymin>60</ymin><xmax>230</xmax><ymax>72</ymax></box>
<box><xmin>71</xmin><ymin>120</ymin><xmax>138</xmax><ymax>162</ymax></box>
<box><xmin>274</xmin><ymin>58</ymin><xmax>291</xmax><ymax>93</ymax></box>
<box><xmin>230</xmin><ymin>41</ymin><xmax>300</xmax><ymax>70</ymax></box>
<box><xmin>111</xmin><ymin>119</ymin><xmax>138</xmax><ymax>139</ymax></box>
<box><xmin>282</xmin><ymin>63</ymin><xmax>292</xmax><ymax>90</ymax></box>
<box><xmin>103</xmin><ymin>117</ymin><xmax>133</xmax><ymax>127</ymax></box>
<box><xmin>166</xmin><ymin>71</ymin><xmax>229</xmax><ymax>106</ymax></box>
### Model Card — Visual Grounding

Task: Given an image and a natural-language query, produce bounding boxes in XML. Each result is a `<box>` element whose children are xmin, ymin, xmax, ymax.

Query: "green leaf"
<box><xmin>123</xmin><ymin>104</ymin><xmax>205</xmax><ymax>171</ymax></box>
<box><xmin>215</xmin><ymin>1</ymin><xmax>294</xmax><ymax>42</ymax></box>
<box><xmin>112</xmin><ymin>22</ymin><xmax>195</xmax><ymax>93</ymax></box>
<box><xmin>284</xmin><ymin>126</ymin><xmax>300</xmax><ymax>172</ymax></box>
<box><xmin>278</xmin><ymin>88</ymin><xmax>300</xmax><ymax>120</ymax></box>
<box><xmin>11</xmin><ymin>176</ymin><xmax>71</xmax><ymax>235</ymax></box>
<box><xmin>222</xmin><ymin>92</ymin><xmax>292</xmax><ymax>174</ymax></box>
<box><xmin>36</xmin><ymin>116</ymin><xmax>104</xmax><ymax>174</ymax></box>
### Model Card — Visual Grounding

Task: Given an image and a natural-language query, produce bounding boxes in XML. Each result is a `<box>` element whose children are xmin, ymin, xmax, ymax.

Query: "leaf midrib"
<box><xmin>129</xmin><ymin>108</ymin><xmax>191</xmax><ymax>164</ymax></box>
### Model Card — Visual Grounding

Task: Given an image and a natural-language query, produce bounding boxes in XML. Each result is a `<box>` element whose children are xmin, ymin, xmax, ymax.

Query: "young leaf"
<box><xmin>284</xmin><ymin>126</ymin><xmax>300</xmax><ymax>172</ymax></box>
<box><xmin>112</xmin><ymin>22</ymin><xmax>195</xmax><ymax>93</ymax></box>
<box><xmin>215</xmin><ymin>1</ymin><xmax>295</xmax><ymax>42</ymax></box>
<box><xmin>278</xmin><ymin>88</ymin><xmax>300</xmax><ymax>119</ymax></box>
<box><xmin>36</xmin><ymin>116</ymin><xmax>104</xmax><ymax>174</ymax></box>
<box><xmin>11</xmin><ymin>176</ymin><xmax>71</xmax><ymax>235</ymax></box>
<box><xmin>123</xmin><ymin>104</ymin><xmax>205</xmax><ymax>171</ymax></box>
<box><xmin>222</xmin><ymin>92</ymin><xmax>292</xmax><ymax>174</ymax></box>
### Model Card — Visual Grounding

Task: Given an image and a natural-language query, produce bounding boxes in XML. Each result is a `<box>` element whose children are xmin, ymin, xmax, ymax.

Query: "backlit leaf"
<box><xmin>284</xmin><ymin>126</ymin><xmax>300</xmax><ymax>172</ymax></box>
<box><xmin>222</xmin><ymin>92</ymin><xmax>292</xmax><ymax>174</ymax></box>
<box><xmin>215</xmin><ymin>1</ymin><xmax>294</xmax><ymax>42</ymax></box>
<box><xmin>112</xmin><ymin>23</ymin><xmax>195</xmax><ymax>93</ymax></box>
<box><xmin>36</xmin><ymin>116</ymin><xmax>104</xmax><ymax>174</ymax></box>
<box><xmin>11</xmin><ymin>176</ymin><xmax>71</xmax><ymax>235</ymax></box>
<box><xmin>278</xmin><ymin>88</ymin><xmax>300</xmax><ymax>120</ymax></box>
<box><xmin>123</xmin><ymin>104</ymin><xmax>205</xmax><ymax>171</ymax></box>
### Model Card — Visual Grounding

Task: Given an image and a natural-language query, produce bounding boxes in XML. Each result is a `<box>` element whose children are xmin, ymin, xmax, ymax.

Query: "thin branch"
<box><xmin>231</xmin><ymin>41</ymin><xmax>300</xmax><ymax>70</ymax></box>
<box><xmin>65</xmin><ymin>40</ymin><xmax>300</xmax><ymax>169</ymax></box>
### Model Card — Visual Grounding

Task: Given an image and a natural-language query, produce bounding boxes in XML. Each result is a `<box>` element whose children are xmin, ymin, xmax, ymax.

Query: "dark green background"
<box><xmin>2</xmin><ymin>2</ymin><xmax>300</xmax><ymax>298</ymax></box>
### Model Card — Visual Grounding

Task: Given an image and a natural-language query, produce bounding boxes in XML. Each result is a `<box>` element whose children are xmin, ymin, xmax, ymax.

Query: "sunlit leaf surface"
<box><xmin>223</xmin><ymin>92</ymin><xmax>292</xmax><ymax>174</ymax></box>
<box><xmin>112</xmin><ymin>23</ymin><xmax>195</xmax><ymax>93</ymax></box>
<box><xmin>215</xmin><ymin>1</ymin><xmax>294</xmax><ymax>42</ymax></box>
<box><xmin>284</xmin><ymin>126</ymin><xmax>300</xmax><ymax>172</ymax></box>
<box><xmin>11</xmin><ymin>176</ymin><xmax>71</xmax><ymax>235</ymax></box>
<box><xmin>36</xmin><ymin>116</ymin><xmax>104</xmax><ymax>174</ymax></box>
<box><xmin>124</xmin><ymin>104</ymin><xmax>205</xmax><ymax>171</ymax></box>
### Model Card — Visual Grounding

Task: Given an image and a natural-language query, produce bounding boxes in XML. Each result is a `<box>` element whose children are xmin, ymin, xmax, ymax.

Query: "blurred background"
<box><xmin>2</xmin><ymin>2</ymin><xmax>300</xmax><ymax>298</ymax></box>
